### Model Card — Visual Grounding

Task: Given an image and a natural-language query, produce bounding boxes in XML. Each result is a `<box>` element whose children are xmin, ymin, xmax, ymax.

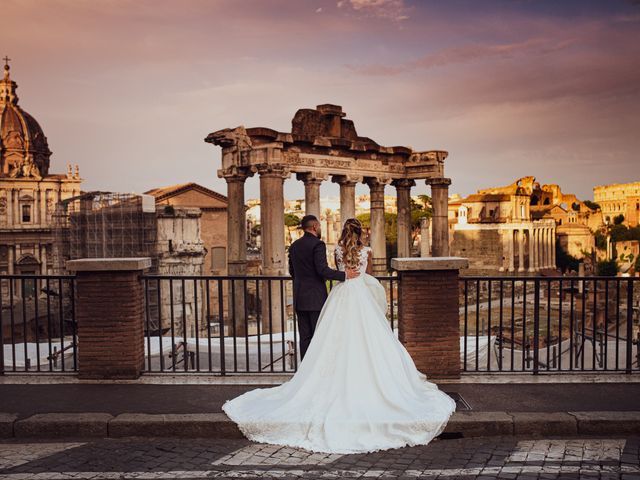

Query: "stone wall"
<box><xmin>451</xmin><ymin>228</ymin><xmax>504</xmax><ymax>275</ymax></box>
<box><xmin>155</xmin><ymin>207</ymin><xmax>206</xmax><ymax>337</ymax></box>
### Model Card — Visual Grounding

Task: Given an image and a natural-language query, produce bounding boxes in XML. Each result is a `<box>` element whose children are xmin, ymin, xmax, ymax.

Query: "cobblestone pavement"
<box><xmin>0</xmin><ymin>436</ymin><xmax>638</xmax><ymax>479</ymax></box>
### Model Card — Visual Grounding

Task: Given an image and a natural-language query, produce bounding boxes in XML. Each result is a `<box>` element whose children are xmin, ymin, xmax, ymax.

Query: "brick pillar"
<box><xmin>67</xmin><ymin>258</ymin><xmax>151</xmax><ymax>380</ymax></box>
<box><xmin>392</xmin><ymin>257</ymin><xmax>468</xmax><ymax>379</ymax></box>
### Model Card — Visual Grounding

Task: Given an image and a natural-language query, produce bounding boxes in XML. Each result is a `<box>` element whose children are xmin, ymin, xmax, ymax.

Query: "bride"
<box><xmin>222</xmin><ymin>218</ymin><xmax>456</xmax><ymax>454</ymax></box>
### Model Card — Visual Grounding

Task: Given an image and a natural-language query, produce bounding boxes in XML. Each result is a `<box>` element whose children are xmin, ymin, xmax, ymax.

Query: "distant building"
<box><xmin>146</xmin><ymin>183</ymin><xmax>228</xmax><ymax>274</ymax></box>
<box><xmin>530</xmin><ymin>184</ymin><xmax>601</xmax><ymax>260</ymax></box>
<box><xmin>0</xmin><ymin>61</ymin><xmax>81</xmax><ymax>287</ymax></box>
<box><xmin>593</xmin><ymin>181</ymin><xmax>640</xmax><ymax>227</ymax></box>
<box><xmin>449</xmin><ymin>176</ymin><xmax>601</xmax><ymax>275</ymax></box>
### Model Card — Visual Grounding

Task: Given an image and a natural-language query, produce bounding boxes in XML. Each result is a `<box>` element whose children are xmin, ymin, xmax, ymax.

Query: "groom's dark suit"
<box><xmin>288</xmin><ymin>231</ymin><xmax>345</xmax><ymax>360</ymax></box>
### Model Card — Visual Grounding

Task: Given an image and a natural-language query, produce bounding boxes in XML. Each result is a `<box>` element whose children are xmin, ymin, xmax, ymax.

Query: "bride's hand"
<box><xmin>346</xmin><ymin>268</ymin><xmax>360</xmax><ymax>279</ymax></box>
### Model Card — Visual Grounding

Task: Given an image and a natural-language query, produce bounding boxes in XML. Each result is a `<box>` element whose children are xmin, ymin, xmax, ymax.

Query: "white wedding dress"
<box><xmin>222</xmin><ymin>246</ymin><xmax>456</xmax><ymax>454</ymax></box>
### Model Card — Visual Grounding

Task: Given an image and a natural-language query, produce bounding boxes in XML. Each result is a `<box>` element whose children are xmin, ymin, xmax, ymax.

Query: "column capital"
<box><xmin>332</xmin><ymin>174</ymin><xmax>362</xmax><ymax>186</ymax></box>
<box><xmin>426</xmin><ymin>177</ymin><xmax>451</xmax><ymax>187</ymax></box>
<box><xmin>296</xmin><ymin>171</ymin><xmax>328</xmax><ymax>185</ymax></box>
<box><xmin>256</xmin><ymin>163</ymin><xmax>291</xmax><ymax>179</ymax></box>
<box><xmin>365</xmin><ymin>176</ymin><xmax>391</xmax><ymax>190</ymax></box>
<box><xmin>218</xmin><ymin>166</ymin><xmax>253</xmax><ymax>182</ymax></box>
<box><xmin>392</xmin><ymin>178</ymin><xmax>416</xmax><ymax>190</ymax></box>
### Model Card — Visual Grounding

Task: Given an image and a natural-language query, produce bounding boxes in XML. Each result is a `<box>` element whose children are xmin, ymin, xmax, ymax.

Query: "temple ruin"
<box><xmin>205</xmin><ymin>104</ymin><xmax>452</xmax><ymax>281</ymax></box>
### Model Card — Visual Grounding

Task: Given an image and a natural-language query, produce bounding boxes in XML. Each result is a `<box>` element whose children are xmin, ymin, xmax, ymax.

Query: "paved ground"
<box><xmin>2</xmin><ymin>383</ymin><xmax>640</xmax><ymax>417</ymax></box>
<box><xmin>0</xmin><ymin>436</ymin><xmax>638</xmax><ymax>479</ymax></box>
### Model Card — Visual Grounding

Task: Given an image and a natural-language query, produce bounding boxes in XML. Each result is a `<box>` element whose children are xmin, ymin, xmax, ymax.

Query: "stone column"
<box><xmin>531</xmin><ymin>228</ymin><xmax>538</xmax><ymax>272</ymax></box>
<box><xmin>326</xmin><ymin>212</ymin><xmax>336</xmax><ymax>244</ymax></box>
<box><xmin>507</xmin><ymin>229</ymin><xmax>515</xmax><ymax>273</ymax></box>
<box><xmin>393</xmin><ymin>179</ymin><xmax>415</xmax><ymax>258</ymax></box>
<box><xmin>427</xmin><ymin>177</ymin><xmax>451</xmax><ymax>257</ymax></box>
<box><xmin>539</xmin><ymin>228</ymin><xmax>545</xmax><ymax>270</ymax></box>
<box><xmin>392</xmin><ymin>257</ymin><xmax>468</xmax><ymax>379</ymax></box>
<box><xmin>539</xmin><ymin>228</ymin><xmax>544</xmax><ymax>269</ymax></box>
<box><xmin>222</xmin><ymin>168</ymin><xmax>251</xmax><ymax>336</ymax></box>
<box><xmin>527</xmin><ymin>228</ymin><xmax>535</xmax><ymax>273</ymax></box>
<box><xmin>517</xmin><ymin>228</ymin><xmax>525</xmax><ymax>272</ymax></box>
<box><xmin>333</xmin><ymin>175</ymin><xmax>359</xmax><ymax>225</ymax></box>
<box><xmin>551</xmin><ymin>227</ymin><xmax>556</xmax><ymax>269</ymax></box>
<box><xmin>13</xmin><ymin>189</ymin><xmax>19</xmax><ymax>226</ymax></box>
<box><xmin>7</xmin><ymin>188</ymin><xmax>13</xmax><ymax>226</ymax></box>
<box><xmin>67</xmin><ymin>258</ymin><xmax>151</xmax><ymax>379</ymax></box>
<box><xmin>420</xmin><ymin>217</ymin><xmax>431</xmax><ymax>257</ymax></box>
<box><xmin>7</xmin><ymin>245</ymin><xmax>14</xmax><ymax>275</ymax></box>
<box><xmin>366</xmin><ymin>178</ymin><xmax>387</xmax><ymax>276</ymax></box>
<box><xmin>544</xmin><ymin>228</ymin><xmax>550</xmax><ymax>269</ymax></box>
<box><xmin>40</xmin><ymin>244</ymin><xmax>48</xmax><ymax>275</ymax></box>
<box><xmin>297</xmin><ymin>172</ymin><xmax>324</xmax><ymax>219</ymax></box>
<box><xmin>258</xmin><ymin>164</ymin><xmax>289</xmax><ymax>333</ymax></box>
<box><xmin>547</xmin><ymin>228</ymin><xmax>553</xmax><ymax>269</ymax></box>
<box><xmin>40</xmin><ymin>189</ymin><xmax>48</xmax><ymax>226</ymax></box>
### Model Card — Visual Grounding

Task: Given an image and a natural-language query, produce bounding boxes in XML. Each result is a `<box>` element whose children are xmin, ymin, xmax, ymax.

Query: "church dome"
<box><xmin>0</xmin><ymin>60</ymin><xmax>51</xmax><ymax>178</ymax></box>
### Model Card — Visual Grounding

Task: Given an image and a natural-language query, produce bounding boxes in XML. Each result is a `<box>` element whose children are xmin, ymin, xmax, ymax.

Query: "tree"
<box><xmin>583</xmin><ymin>200</ymin><xmax>600</xmax><ymax>211</ymax></box>
<box><xmin>284</xmin><ymin>213</ymin><xmax>301</xmax><ymax>244</ymax></box>
<box><xmin>597</xmin><ymin>259</ymin><xmax>619</xmax><ymax>277</ymax></box>
<box><xmin>284</xmin><ymin>213</ymin><xmax>300</xmax><ymax>228</ymax></box>
<box><xmin>416</xmin><ymin>194</ymin><xmax>431</xmax><ymax>209</ymax></box>
<box><xmin>556</xmin><ymin>242</ymin><xmax>580</xmax><ymax>273</ymax></box>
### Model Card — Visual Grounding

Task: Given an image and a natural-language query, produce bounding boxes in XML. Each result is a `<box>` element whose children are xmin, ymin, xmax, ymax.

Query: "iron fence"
<box><xmin>460</xmin><ymin>276</ymin><xmax>640</xmax><ymax>374</ymax></box>
<box><xmin>0</xmin><ymin>275</ymin><xmax>77</xmax><ymax>373</ymax></box>
<box><xmin>5</xmin><ymin>271</ymin><xmax>636</xmax><ymax>377</ymax></box>
<box><xmin>142</xmin><ymin>275</ymin><xmax>398</xmax><ymax>374</ymax></box>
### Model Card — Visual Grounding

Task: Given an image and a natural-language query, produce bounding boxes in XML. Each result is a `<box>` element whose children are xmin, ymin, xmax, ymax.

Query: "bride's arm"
<box><xmin>366</xmin><ymin>249</ymin><xmax>373</xmax><ymax>275</ymax></box>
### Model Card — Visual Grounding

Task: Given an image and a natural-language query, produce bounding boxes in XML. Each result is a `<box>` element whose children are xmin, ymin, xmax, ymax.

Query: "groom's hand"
<box><xmin>346</xmin><ymin>269</ymin><xmax>360</xmax><ymax>279</ymax></box>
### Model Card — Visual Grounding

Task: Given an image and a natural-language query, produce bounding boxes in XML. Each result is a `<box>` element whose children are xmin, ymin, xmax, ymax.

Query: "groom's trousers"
<box><xmin>296</xmin><ymin>310</ymin><xmax>321</xmax><ymax>360</ymax></box>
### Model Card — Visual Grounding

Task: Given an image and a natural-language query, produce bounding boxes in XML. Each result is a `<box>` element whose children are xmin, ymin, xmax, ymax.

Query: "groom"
<box><xmin>288</xmin><ymin>215</ymin><xmax>359</xmax><ymax>360</ymax></box>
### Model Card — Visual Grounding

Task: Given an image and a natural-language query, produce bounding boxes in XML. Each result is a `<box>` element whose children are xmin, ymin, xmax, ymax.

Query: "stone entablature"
<box><xmin>207</xmin><ymin>104</ymin><xmax>447</xmax><ymax>184</ymax></box>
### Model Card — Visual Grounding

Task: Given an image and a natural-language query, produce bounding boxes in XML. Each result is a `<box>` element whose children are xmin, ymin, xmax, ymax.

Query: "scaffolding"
<box><xmin>53</xmin><ymin>192</ymin><xmax>158</xmax><ymax>273</ymax></box>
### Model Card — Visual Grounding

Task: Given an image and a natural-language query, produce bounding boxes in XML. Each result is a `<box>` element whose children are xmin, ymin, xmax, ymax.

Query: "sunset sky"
<box><xmin>2</xmin><ymin>0</ymin><xmax>639</xmax><ymax>201</ymax></box>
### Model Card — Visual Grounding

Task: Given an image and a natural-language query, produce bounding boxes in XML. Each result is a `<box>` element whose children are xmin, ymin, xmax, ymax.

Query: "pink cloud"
<box><xmin>347</xmin><ymin>37</ymin><xmax>577</xmax><ymax>75</ymax></box>
<box><xmin>337</xmin><ymin>0</ymin><xmax>410</xmax><ymax>22</ymax></box>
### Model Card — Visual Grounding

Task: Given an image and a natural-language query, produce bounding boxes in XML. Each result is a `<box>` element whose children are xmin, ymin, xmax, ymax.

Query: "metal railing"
<box><xmin>0</xmin><ymin>275</ymin><xmax>77</xmax><ymax>373</ymax></box>
<box><xmin>460</xmin><ymin>276</ymin><xmax>640</xmax><ymax>374</ymax></box>
<box><xmin>142</xmin><ymin>275</ymin><xmax>398</xmax><ymax>374</ymax></box>
<box><xmin>6</xmin><ymin>271</ymin><xmax>636</xmax><ymax>377</ymax></box>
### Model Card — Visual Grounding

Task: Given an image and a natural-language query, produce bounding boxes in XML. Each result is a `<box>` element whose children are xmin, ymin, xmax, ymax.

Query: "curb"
<box><xmin>109</xmin><ymin>413</ymin><xmax>244</xmax><ymax>438</ymax></box>
<box><xmin>2</xmin><ymin>411</ymin><xmax>639</xmax><ymax>440</ymax></box>
<box><xmin>13</xmin><ymin>413</ymin><xmax>112</xmax><ymax>438</ymax></box>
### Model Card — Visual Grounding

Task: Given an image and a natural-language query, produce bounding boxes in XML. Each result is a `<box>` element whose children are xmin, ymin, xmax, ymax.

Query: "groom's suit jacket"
<box><xmin>288</xmin><ymin>231</ymin><xmax>346</xmax><ymax>312</ymax></box>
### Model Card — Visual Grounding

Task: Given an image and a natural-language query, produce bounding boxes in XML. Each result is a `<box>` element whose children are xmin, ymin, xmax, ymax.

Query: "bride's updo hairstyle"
<box><xmin>338</xmin><ymin>218</ymin><xmax>364</xmax><ymax>269</ymax></box>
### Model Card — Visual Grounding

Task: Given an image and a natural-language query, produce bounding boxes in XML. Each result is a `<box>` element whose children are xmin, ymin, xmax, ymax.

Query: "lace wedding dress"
<box><xmin>222</xmin><ymin>246</ymin><xmax>456</xmax><ymax>454</ymax></box>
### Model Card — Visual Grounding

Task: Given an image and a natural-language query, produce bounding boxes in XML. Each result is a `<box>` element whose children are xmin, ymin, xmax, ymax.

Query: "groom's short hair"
<box><xmin>300</xmin><ymin>215</ymin><xmax>318</xmax><ymax>230</ymax></box>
